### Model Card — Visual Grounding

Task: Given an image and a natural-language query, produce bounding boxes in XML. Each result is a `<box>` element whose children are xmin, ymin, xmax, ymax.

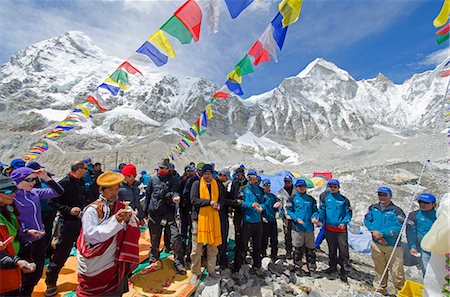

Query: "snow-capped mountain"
<box><xmin>0</xmin><ymin>31</ymin><xmax>447</xmax><ymax>169</ymax></box>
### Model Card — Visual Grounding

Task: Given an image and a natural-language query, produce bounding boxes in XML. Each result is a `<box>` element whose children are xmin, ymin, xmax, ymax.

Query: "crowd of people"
<box><xmin>0</xmin><ymin>157</ymin><xmax>440</xmax><ymax>296</ymax></box>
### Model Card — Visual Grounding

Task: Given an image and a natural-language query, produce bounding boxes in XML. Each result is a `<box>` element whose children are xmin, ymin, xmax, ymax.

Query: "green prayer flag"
<box><xmin>110</xmin><ymin>69</ymin><xmax>129</xmax><ymax>85</ymax></box>
<box><xmin>235</xmin><ymin>54</ymin><xmax>254</xmax><ymax>76</ymax></box>
<box><xmin>161</xmin><ymin>16</ymin><xmax>193</xmax><ymax>45</ymax></box>
<box><xmin>437</xmin><ymin>33</ymin><xmax>449</xmax><ymax>45</ymax></box>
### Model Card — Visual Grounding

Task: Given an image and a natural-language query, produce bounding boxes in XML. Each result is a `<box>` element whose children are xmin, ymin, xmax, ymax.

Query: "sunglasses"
<box><xmin>329</xmin><ymin>185</ymin><xmax>339</xmax><ymax>188</ymax></box>
<box><xmin>263</xmin><ymin>184</ymin><xmax>271</xmax><ymax>186</ymax></box>
<box><xmin>418</xmin><ymin>201</ymin><xmax>432</xmax><ymax>204</ymax></box>
<box><xmin>0</xmin><ymin>188</ymin><xmax>17</xmax><ymax>195</ymax></box>
<box><xmin>24</xmin><ymin>177</ymin><xmax>38</xmax><ymax>183</ymax></box>
<box><xmin>378</xmin><ymin>193</ymin><xmax>388</xmax><ymax>197</ymax></box>
<box><xmin>158</xmin><ymin>167</ymin><xmax>168</xmax><ymax>170</ymax></box>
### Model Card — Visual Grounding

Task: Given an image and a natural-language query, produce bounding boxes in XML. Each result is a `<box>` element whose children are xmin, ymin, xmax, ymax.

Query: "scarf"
<box><xmin>197</xmin><ymin>178</ymin><xmax>222</xmax><ymax>246</ymax></box>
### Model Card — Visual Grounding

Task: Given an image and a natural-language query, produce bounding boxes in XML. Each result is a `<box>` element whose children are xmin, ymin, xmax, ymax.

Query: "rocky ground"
<box><xmin>193</xmin><ymin>218</ymin><xmax>423</xmax><ymax>297</ymax></box>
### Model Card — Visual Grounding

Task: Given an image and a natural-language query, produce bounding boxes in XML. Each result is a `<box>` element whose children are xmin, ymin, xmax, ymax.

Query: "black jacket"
<box><xmin>49</xmin><ymin>173</ymin><xmax>88</xmax><ymax>221</ymax></box>
<box><xmin>182</xmin><ymin>174</ymin><xmax>200</xmax><ymax>209</ymax></box>
<box><xmin>145</xmin><ymin>173</ymin><xmax>180</xmax><ymax>224</ymax></box>
<box><xmin>0</xmin><ymin>250</ymin><xmax>20</xmax><ymax>269</ymax></box>
<box><xmin>119</xmin><ymin>181</ymin><xmax>145</xmax><ymax>219</ymax></box>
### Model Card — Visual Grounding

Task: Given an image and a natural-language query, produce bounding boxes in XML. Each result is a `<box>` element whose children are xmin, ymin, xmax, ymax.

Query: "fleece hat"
<box><xmin>295</xmin><ymin>179</ymin><xmax>307</xmax><ymax>187</ymax></box>
<box><xmin>97</xmin><ymin>172</ymin><xmax>125</xmax><ymax>188</ymax></box>
<box><xmin>158</xmin><ymin>158</ymin><xmax>171</xmax><ymax>168</ymax></box>
<box><xmin>27</xmin><ymin>162</ymin><xmax>45</xmax><ymax>170</ymax></box>
<box><xmin>202</xmin><ymin>164</ymin><xmax>213</xmax><ymax>174</ymax></box>
<box><xmin>121</xmin><ymin>164</ymin><xmax>137</xmax><ymax>177</ymax></box>
<box><xmin>196</xmin><ymin>162</ymin><xmax>205</xmax><ymax>170</ymax></box>
<box><xmin>0</xmin><ymin>176</ymin><xmax>16</xmax><ymax>190</ymax></box>
<box><xmin>417</xmin><ymin>193</ymin><xmax>436</xmax><ymax>203</ymax></box>
<box><xmin>377</xmin><ymin>187</ymin><xmax>392</xmax><ymax>196</ymax></box>
<box><xmin>10</xmin><ymin>159</ymin><xmax>26</xmax><ymax>170</ymax></box>
<box><xmin>219</xmin><ymin>168</ymin><xmax>231</xmax><ymax>180</ymax></box>
<box><xmin>10</xmin><ymin>167</ymin><xmax>35</xmax><ymax>184</ymax></box>
<box><xmin>327</xmin><ymin>179</ymin><xmax>340</xmax><ymax>187</ymax></box>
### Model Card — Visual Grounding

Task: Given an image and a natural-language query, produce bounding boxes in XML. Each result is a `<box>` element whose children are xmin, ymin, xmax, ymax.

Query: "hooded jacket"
<box><xmin>288</xmin><ymin>192</ymin><xmax>318</xmax><ymax>233</ymax></box>
<box><xmin>145</xmin><ymin>173</ymin><xmax>180</xmax><ymax>224</ymax></box>
<box><xmin>364</xmin><ymin>202</ymin><xmax>406</xmax><ymax>246</ymax></box>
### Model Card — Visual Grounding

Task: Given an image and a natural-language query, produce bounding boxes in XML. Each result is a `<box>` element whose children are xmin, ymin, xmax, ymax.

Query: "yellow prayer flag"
<box><xmin>25</xmin><ymin>154</ymin><xmax>38</xmax><ymax>159</ymax></box>
<box><xmin>75</xmin><ymin>104</ymin><xmax>91</xmax><ymax>119</ymax></box>
<box><xmin>227</xmin><ymin>69</ymin><xmax>242</xmax><ymax>84</ymax></box>
<box><xmin>45</xmin><ymin>133</ymin><xmax>61</xmax><ymax>138</ymax></box>
<box><xmin>148</xmin><ymin>29</ymin><xmax>176</xmax><ymax>58</ymax></box>
<box><xmin>279</xmin><ymin>0</ymin><xmax>303</xmax><ymax>27</ymax></box>
<box><xmin>205</xmin><ymin>104</ymin><xmax>213</xmax><ymax>119</ymax></box>
<box><xmin>434</xmin><ymin>0</ymin><xmax>450</xmax><ymax>27</ymax></box>
<box><xmin>104</xmin><ymin>77</ymin><xmax>128</xmax><ymax>91</ymax></box>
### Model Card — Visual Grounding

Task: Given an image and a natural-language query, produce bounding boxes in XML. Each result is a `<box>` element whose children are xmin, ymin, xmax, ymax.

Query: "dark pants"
<box><xmin>46</xmin><ymin>219</ymin><xmax>81</xmax><ymax>286</ymax></box>
<box><xmin>294</xmin><ymin>247</ymin><xmax>317</xmax><ymax>271</ymax></box>
<box><xmin>3</xmin><ymin>289</ymin><xmax>20</xmax><ymax>296</ymax></box>
<box><xmin>232</xmin><ymin>222</ymin><xmax>263</xmax><ymax>272</ymax></box>
<box><xmin>315</xmin><ymin>225</ymin><xmax>326</xmax><ymax>248</ymax></box>
<box><xmin>283</xmin><ymin>218</ymin><xmax>293</xmax><ymax>254</ymax></box>
<box><xmin>180</xmin><ymin>206</ymin><xmax>192</xmax><ymax>260</ymax></box>
<box><xmin>148</xmin><ymin>220</ymin><xmax>183</xmax><ymax>266</ymax></box>
<box><xmin>18</xmin><ymin>237</ymin><xmax>47</xmax><ymax>296</ymax></box>
<box><xmin>262</xmin><ymin>220</ymin><xmax>278</xmax><ymax>259</ymax></box>
<box><xmin>325</xmin><ymin>229</ymin><xmax>349</xmax><ymax>272</ymax></box>
<box><xmin>218</xmin><ymin>211</ymin><xmax>229</xmax><ymax>266</ymax></box>
<box><xmin>41</xmin><ymin>210</ymin><xmax>57</xmax><ymax>258</ymax></box>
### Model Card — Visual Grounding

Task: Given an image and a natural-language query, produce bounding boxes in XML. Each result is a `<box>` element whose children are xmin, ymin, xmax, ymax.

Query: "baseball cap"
<box><xmin>327</xmin><ymin>179</ymin><xmax>340</xmax><ymax>186</ymax></box>
<box><xmin>295</xmin><ymin>179</ymin><xmax>307</xmax><ymax>187</ymax></box>
<box><xmin>262</xmin><ymin>179</ymin><xmax>271</xmax><ymax>186</ymax></box>
<box><xmin>377</xmin><ymin>187</ymin><xmax>392</xmax><ymax>196</ymax></box>
<box><xmin>417</xmin><ymin>193</ymin><xmax>436</xmax><ymax>203</ymax></box>
<box><xmin>10</xmin><ymin>159</ymin><xmax>26</xmax><ymax>169</ymax></box>
<box><xmin>27</xmin><ymin>162</ymin><xmax>45</xmax><ymax>170</ymax></box>
<box><xmin>247</xmin><ymin>169</ymin><xmax>257</xmax><ymax>176</ymax></box>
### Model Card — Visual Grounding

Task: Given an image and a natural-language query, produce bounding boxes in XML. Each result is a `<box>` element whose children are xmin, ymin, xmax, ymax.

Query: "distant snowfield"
<box><xmin>29</xmin><ymin>108</ymin><xmax>71</xmax><ymax>121</ymax></box>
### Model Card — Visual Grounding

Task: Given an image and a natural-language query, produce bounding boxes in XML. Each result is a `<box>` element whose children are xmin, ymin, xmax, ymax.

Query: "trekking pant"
<box><xmin>293</xmin><ymin>231</ymin><xmax>316</xmax><ymax>271</ymax></box>
<box><xmin>262</xmin><ymin>220</ymin><xmax>278</xmax><ymax>259</ymax></box>
<box><xmin>370</xmin><ymin>242</ymin><xmax>404</xmax><ymax>292</ymax></box>
<box><xmin>180</xmin><ymin>206</ymin><xmax>192</xmax><ymax>260</ymax></box>
<box><xmin>218</xmin><ymin>211</ymin><xmax>230</xmax><ymax>267</ymax></box>
<box><xmin>232</xmin><ymin>222</ymin><xmax>263</xmax><ymax>272</ymax></box>
<box><xmin>190</xmin><ymin>221</ymin><xmax>219</xmax><ymax>276</ymax></box>
<box><xmin>19</xmin><ymin>237</ymin><xmax>47</xmax><ymax>296</ymax></box>
<box><xmin>315</xmin><ymin>225</ymin><xmax>326</xmax><ymax>249</ymax></box>
<box><xmin>325</xmin><ymin>229</ymin><xmax>350</xmax><ymax>272</ymax></box>
<box><xmin>148</xmin><ymin>220</ymin><xmax>183</xmax><ymax>266</ymax></box>
<box><xmin>282</xmin><ymin>218</ymin><xmax>293</xmax><ymax>254</ymax></box>
<box><xmin>46</xmin><ymin>219</ymin><xmax>81</xmax><ymax>287</ymax></box>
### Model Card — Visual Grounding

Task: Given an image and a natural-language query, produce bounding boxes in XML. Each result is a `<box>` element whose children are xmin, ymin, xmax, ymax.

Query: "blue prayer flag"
<box><xmin>224</xmin><ymin>0</ymin><xmax>254</xmax><ymax>19</ymax></box>
<box><xmin>271</xmin><ymin>12</ymin><xmax>288</xmax><ymax>50</ymax></box>
<box><xmin>225</xmin><ymin>79</ymin><xmax>243</xmax><ymax>96</ymax></box>
<box><xmin>135</xmin><ymin>41</ymin><xmax>168</xmax><ymax>67</ymax></box>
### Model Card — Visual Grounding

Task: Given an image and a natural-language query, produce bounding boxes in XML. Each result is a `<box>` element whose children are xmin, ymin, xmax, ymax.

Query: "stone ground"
<box><xmin>193</xmin><ymin>218</ymin><xmax>423</xmax><ymax>297</ymax></box>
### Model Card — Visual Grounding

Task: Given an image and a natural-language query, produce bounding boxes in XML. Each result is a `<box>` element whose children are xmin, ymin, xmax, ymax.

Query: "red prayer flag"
<box><xmin>440</xmin><ymin>69</ymin><xmax>450</xmax><ymax>77</ymax></box>
<box><xmin>212</xmin><ymin>91</ymin><xmax>229</xmax><ymax>99</ymax></box>
<box><xmin>174</xmin><ymin>0</ymin><xmax>202</xmax><ymax>42</ymax></box>
<box><xmin>248</xmin><ymin>40</ymin><xmax>271</xmax><ymax>66</ymax></box>
<box><xmin>85</xmin><ymin>95</ymin><xmax>107</xmax><ymax>112</ymax></box>
<box><xmin>119</xmin><ymin>61</ymin><xmax>143</xmax><ymax>76</ymax></box>
<box><xmin>436</xmin><ymin>23</ymin><xmax>450</xmax><ymax>35</ymax></box>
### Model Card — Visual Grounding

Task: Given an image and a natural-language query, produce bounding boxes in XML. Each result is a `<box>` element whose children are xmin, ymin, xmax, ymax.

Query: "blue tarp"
<box><xmin>348</xmin><ymin>227</ymin><xmax>373</xmax><ymax>254</ymax></box>
<box><xmin>259</xmin><ymin>170</ymin><xmax>298</xmax><ymax>194</ymax></box>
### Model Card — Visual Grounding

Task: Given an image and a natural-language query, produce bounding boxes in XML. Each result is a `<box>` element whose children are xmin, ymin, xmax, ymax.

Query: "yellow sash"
<box><xmin>197</xmin><ymin>178</ymin><xmax>222</xmax><ymax>246</ymax></box>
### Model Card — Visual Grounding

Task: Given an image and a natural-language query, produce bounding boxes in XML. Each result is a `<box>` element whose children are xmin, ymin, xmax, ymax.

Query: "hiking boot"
<box><xmin>285</xmin><ymin>251</ymin><xmax>293</xmax><ymax>260</ymax></box>
<box><xmin>323</xmin><ymin>266</ymin><xmax>338</xmax><ymax>274</ymax></box>
<box><xmin>339</xmin><ymin>270</ymin><xmax>348</xmax><ymax>282</ymax></box>
<box><xmin>175</xmin><ymin>264</ymin><xmax>187</xmax><ymax>275</ymax></box>
<box><xmin>45</xmin><ymin>285</ymin><xmax>58</xmax><ymax>297</ymax></box>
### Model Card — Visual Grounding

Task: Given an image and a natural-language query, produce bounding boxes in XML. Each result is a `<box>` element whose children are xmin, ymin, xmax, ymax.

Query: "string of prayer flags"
<box><xmin>149</xmin><ymin>30</ymin><xmax>176</xmax><ymax>58</ymax></box>
<box><xmin>279</xmin><ymin>0</ymin><xmax>303</xmax><ymax>27</ymax></box>
<box><xmin>174</xmin><ymin>0</ymin><xmax>202</xmax><ymax>42</ymax></box>
<box><xmin>224</xmin><ymin>0</ymin><xmax>254</xmax><ymax>19</ymax></box>
<box><xmin>433</xmin><ymin>0</ymin><xmax>450</xmax><ymax>27</ymax></box>
<box><xmin>271</xmin><ymin>12</ymin><xmax>289</xmax><ymax>50</ymax></box>
<box><xmin>161</xmin><ymin>16</ymin><xmax>193</xmax><ymax>45</ymax></box>
<box><xmin>118</xmin><ymin>61</ymin><xmax>143</xmax><ymax>76</ymax></box>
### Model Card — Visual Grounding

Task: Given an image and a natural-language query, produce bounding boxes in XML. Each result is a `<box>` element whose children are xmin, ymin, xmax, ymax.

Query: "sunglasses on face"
<box><xmin>0</xmin><ymin>188</ymin><xmax>17</xmax><ymax>195</ymax></box>
<box><xmin>329</xmin><ymin>185</ymin><xmax>339</xmax><ymax>188</ymax></box>
<box><xmin>418</xmin><ymin>201</ymin><xmax>431</xmax><ymax>204</ymax></box>
<box><xmin>24</xmin><ymin>177</ymin><xmax>38</xmax><ymax>183</ymax></box>
<box><xmin>159</xmin><ymin>167</ymin><xmax>168</xmax><ymax>170</ymax></box>
<box><xmin>378</xmin><ymin>193</ymin><xmax>388</xmax><ymax>197</ymax></box>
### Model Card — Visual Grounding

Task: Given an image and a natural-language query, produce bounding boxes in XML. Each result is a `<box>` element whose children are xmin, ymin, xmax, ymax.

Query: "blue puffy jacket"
<box><xmin>318</xmin><ymin>192</ymin><xmax>352</xmax><ymax>228</ymax></box>
<box><xmin>287</xmin><ymin>192</ymin><xmax>318</xmax><ymax>233</ymax></box>
<box><xmin>364</xmin><ymin>202</ymin><xmax>405</xmax><ymax>246</ymax></box>
<box><xmin>262</xmin><ymin>192</ymin><xmax>278</xmax><ymax>222</ymax></box>
<box><xmin>241</xmin><ymin>184</ymin><xmax>265</xmax><ymax>223</ymax></box>
<box><xmin>406</xmin><ymin>208</ymin><xmax>436</xmax><ymax>250</ymax></box>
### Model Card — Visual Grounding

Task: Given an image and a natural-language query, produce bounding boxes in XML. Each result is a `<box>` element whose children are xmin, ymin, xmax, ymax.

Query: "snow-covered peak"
<box><xmin>296</xmin><ymin>58</ymin><xmax>354</xmax><ymax>81</ymax></box>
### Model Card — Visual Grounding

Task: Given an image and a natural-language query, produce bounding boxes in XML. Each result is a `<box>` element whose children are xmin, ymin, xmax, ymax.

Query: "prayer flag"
<box><xmin>437</xmin><ymin>33</ymin><xmax>449</xmax><ymax>44</ymax></box>
<box><xmin>205</xmin><ymin>104</ymin><xmax>213</xmax><ymax>119</ymax></box>
<box><xmin>104</xmin><ymin>77</ymin><xmax>128</xmax><ymax>91</ymax></box>
<box><xmin>55</xmin><ymin>126</ymin><xmax>74</xmax><ymax>131</ymax></box>
<box><xmin>271</xmin><ymin>12</ymin><xmax>288</xmax><ymax>50</ymax></box>
<box><xmin>75</xmin><ymin>104</ymin><xmax>91</xmax><ymax>119</ymax></box>
<box><xmin>201</xmin><ymin>111</ymin><xmax>208</xmax><ymax>128</ymax></box>
<box><xmin>134</xmin><ymin>41</ymin><xmax>168</xmax><ymax>67</ymax></box>
<box><xmin>227</xmin><ymin>69</ymin><xmax>242</xmax><ymax>84</ymax></box>
<box><xmin>161</xmin><ymin>16</ymin><xmax>193</xmax><ymax>44</ymax></box>
<box><xmin>248</xmin><ymin>40</ymin><xmax>271</xmax><ymax>66</ymax></box>
<box><xmin>279</xmin><ymin>0</ymin><xmax>303</xmax><ymax>27</ymax></box>
<box><xmin>259</xmin><ymin>25</ymin><xmax>278</xmax><ymax>62</ymax></box>
<box><xmin>235</xmin><ymin>54</ymin><xmax>254</xmax><ymax>76</ymax></box>
<box><xmin>25</xmin><ymin>154</ymin><xmax>38</xmax><ymax>159</ymax></box>
<box><xmin>224</xmin><ymin>0</ymin><xmax>254</xmax><ymax>19</ymax></box>
<box><xmin>118</xmin><ymin>61</ymin><xmax>143</xmax><ymax>75</ymax></box>
<box><xmin>98</xmin><ymin>83</ymin><xmax>120</xmax><ymax>96</ymax></box>
<box><xmin>30</xmin><ymin>147</ymin><xmax>46</xmax><ymax>152</ymax></box>
<box><xmin>186</xmin><ymin>132</ymin><xmax>196</xmax><ymax>141</ymax></box>
<box><xmin>148</xmin><ymin>29</ymin><xmax>176</xmax><ymax>58</ymax></box>
<box><xmin>85</xmin><ymin>95</ymin><xmax>107</xmax><ymax>112</ymax></box>
<box><xmin>433</xmin><ymin>0</ymin><xmax>450</xmax><ymax>27</ymax></box>
<box><xmin>225</xmin><ymin>79</ymin><xmax>243</xmax><ymax>96</ymax></box>
<box><xmin>190</xmin><ymin>127</ymin><xmax>198</xmax><ymax>137</ymax></box>
<box><xmin>28</xmin><ymin>150</ymin><xmax>42</xmax><ymax>154</ymax></box>
<box><xmin>181</xmin><ymin>139</ymin><xmax>190</xmax><ymax>148</ymax></box>
<box><xmin>36</xmin><ymin>142</ymin><xmax>48</xmax><ymax>150</ymax></box>
<box><xmin>440</xmin><ymin>69</ymin><xmax>450</xmax><ymax>77</ymax></box>
<box><xmin>174</xmin><ymin>0</ymin><xmax>202</xmax><ymax>42</ymax></box>
<box><xmin>109</xmin><ymin>70</ymin><xmax>129</xmax><ymax>86</ymax></box>
<box><xmin>212</xmin><ymin>91</ymin><xmax>229</xmax><ymax>99</ymax></box>
<box><xmin>203</xmin><ymin>0</ymin><xmax>220</xmax><ymax>34</ymax></box>
<box><xmin>436</xmin><ymin>23</ymin><xmax>450</xmax><ymax>35</ymax></box>
<box><xmin>179</xmin><ymin>142</ymin><xmax>186</xmax><ymax>150</ymax></box>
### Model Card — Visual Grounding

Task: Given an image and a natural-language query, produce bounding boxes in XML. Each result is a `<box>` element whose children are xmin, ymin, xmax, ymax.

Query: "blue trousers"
<box><xmin>315</xmin><ymin>225</ymin><xmax>326</xmax><ymax>248</ymax></box>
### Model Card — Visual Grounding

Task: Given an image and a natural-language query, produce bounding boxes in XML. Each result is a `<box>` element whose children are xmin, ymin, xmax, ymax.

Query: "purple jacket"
<box><xmin>13</xmin><ymin>179</ymin><xmax>64</xmax><ymax>242</ymax></box>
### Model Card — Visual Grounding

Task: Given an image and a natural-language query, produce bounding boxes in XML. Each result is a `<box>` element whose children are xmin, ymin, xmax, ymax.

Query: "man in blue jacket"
<box><xmin>318</xmin><ymin>179</ymin><xmax>352</xmax><ymax>282</ymax></box>
<box><xmin>406</xmin><ymin>193</ymin><xmax>437</xmax><ymax>276</ymax></box>
<box><xmin>364</xmin><ymin>186</ymin><xmax>405</xmax><ymax>295</ymax></box>
<box><xmin>232</xmin><ymin>170</ymin><xmax>265</xmax><ymax>278</ymax></box>
<box><xmin>287</xmin><ymin>179</ymin><xmax>319</xmax><ymax>276</ymax></box>
<box><xmin>261</xmin><ymin>179</ymin><xmax>280</xmax><ymax>261</ymax></box>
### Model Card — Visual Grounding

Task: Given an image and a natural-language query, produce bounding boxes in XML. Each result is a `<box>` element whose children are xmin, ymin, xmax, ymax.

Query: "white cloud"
<box><xmin>420</xmin><ymin>48</ymin><xmax>450</xmax><ymax>66</ymax></box>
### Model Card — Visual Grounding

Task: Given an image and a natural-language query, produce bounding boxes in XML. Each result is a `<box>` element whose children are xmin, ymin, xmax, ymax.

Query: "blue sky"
<box><xmin>0</xmin><ymin>0</ymin><xmax>447</xmax><ymax>98</ymax></box>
